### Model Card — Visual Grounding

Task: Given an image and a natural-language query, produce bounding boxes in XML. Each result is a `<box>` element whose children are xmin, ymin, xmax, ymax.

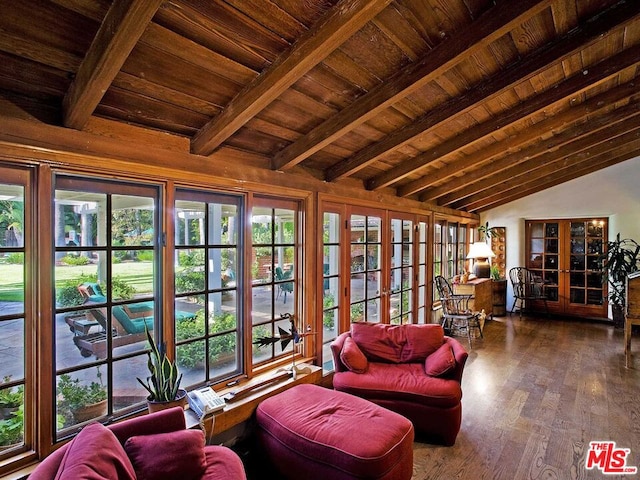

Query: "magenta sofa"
<box><xmin>331</xmin><ymin>322</ymin><xmax>468</xmax><ymax>446</ymax></box>
<box><xmin>30</xmin><ymin>406</ymin><xmax>246</xmax><ymax>480</ymax></box>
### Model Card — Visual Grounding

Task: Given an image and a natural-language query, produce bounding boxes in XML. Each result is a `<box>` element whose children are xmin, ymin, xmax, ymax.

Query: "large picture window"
<box><xmin>53</xmin><ymin>176</ymin><xmax>159</xmax><ymax>438</ymax></box>
<box><xmin>174</xmin><ymin>190</ymin><xmax>243</xmax><ymax>387</ymax></box>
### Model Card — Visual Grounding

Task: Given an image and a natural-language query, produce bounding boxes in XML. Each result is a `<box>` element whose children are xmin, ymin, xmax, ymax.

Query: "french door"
<box><xmin>320</xmin><ymin>202</ymin><xmax>430</xmax><ymax>371</ymax></box>
<box><xmin>526</xmin><ymin>218</ymin><xmax>607</xmax><ymax>318</ymax></box>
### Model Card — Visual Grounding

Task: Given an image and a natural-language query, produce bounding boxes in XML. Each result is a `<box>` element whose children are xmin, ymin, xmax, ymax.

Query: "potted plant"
<box><xmin>0</xmin><ymin>405</ymin><xmax>23</xmax><ymax>450</ymax></box>
<box><xmin>57</xmin><ymin>370</ymin><xmax>107</xmax><ymax>426</ymax></box>
<box><xmin>490</xmin><ymin>264</ymin><xmax>502</xmax><ymax>281</ymax></box>
<box><xmin>598</xmin><ymin>233</ymin><xmax>640</xmax><ymax>328</ymax></box>
<box><xmin>0</xmin><ymin>377</ymin><xmax>23</xmax><ymax>421</ymax></box>
<box><xmin>477</xmin><ymin>222</ymin><xmax>498</xmax><ymax>242</ymax></box>
<box><xmin>137</xmin><ymin>327</ymin><xmax>186</xmax><ymax>412</ymax></box>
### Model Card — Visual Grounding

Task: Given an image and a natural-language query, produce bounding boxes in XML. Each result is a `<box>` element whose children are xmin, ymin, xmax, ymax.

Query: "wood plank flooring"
<box><xmin>412</xmin><ymin>314</ymin><xmax>640</xmax><ymax>480</ymax></box>
<box><xmin>240</xmin><ymin>314</ymin><xmax>639</xmax><ymax>479</ymax></box>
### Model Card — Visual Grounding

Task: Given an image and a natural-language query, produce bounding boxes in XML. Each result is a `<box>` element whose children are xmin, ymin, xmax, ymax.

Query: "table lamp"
<box><xmin>466</xmin><ymin>242</ymin><xmax>496</xmax><ymax>278</ymax></box>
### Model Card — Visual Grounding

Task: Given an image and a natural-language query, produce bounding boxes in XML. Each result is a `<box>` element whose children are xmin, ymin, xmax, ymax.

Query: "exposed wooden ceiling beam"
<box><xmin>399</xmin><ymin>46</ymin><xmax>640</xmax><ymax>198</ymax></box>
<box><xmin>191</xmin><ymin>0</ymin><xmax>392</xmax><ymax>156</ymax></box>
<box><xmin>451</xmin><ymin>123</ymin><xmax>640</xmax><ymax>210</ymax></box>
<box><xmin>337</xmin><ymin>1</ymin><xmax>640</xmax><ymax>187</ymax></box>
<box><xmin>396</xmin><ymin>81</ymin><xmax>639</xmax><ymax>198</ymax></box>
<box><xmin>271</xmin><ymin>0</ymin><xmax>553</xmax><ymax>172</ymax></box>
<box><xmin>425</xmin><ymin>100</ymin><xmax>640</xmax><ymax>203</ymax></box>
<box><xmin>62</xmin><ymin>0</ymin><xmax>163</xmax><ymax>129</ymax></box>
<box><xmin>445</xmin><ymin>116</ymin><xmax>640</xmax><ymax>207</ymax></box>
<box><xmin>466</xmin><ymin>141</ymin><xmax>640</xmax><ymax>212</ymax></box>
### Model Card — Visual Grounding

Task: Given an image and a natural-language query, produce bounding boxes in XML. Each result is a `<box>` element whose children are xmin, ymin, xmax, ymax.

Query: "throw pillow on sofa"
<box><xmin>424</xmin><ymin>343</ymin><xmax>456</xmax><ymax>377</ymax></box>
<box><xmin>54</xmin><ymin>423</ymin><xmax>136</xmax><ymax>480</ymax></box>
<box><xmin>124</xmin><ymin>428</ymin><xmax>207</xmax><ymax>480</ymax></box>
<box><xmin>350</xmin><ymin>322</ymin><xmax>405</xmax><ymax>362</ymax></box>
<box><xmin>340</xmin><ymin>336</ymin><xmax>368</xmax><ymax>373</ymax></box>
<box><xmin>400</xmin><ymin>324</ymin><xmax>444</xmax><ymax>362</ymax></box>
<box><xmin>351</xmin><ymin>322</ymin><xmax>445</xmax><ymax>363</ymax></box>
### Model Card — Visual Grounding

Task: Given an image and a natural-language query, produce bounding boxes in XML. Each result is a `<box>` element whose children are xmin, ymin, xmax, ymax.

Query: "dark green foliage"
<box><xmin>60</xmin><ymin>255</ymin><xmax>90</xmax><ymax>266</ymax></box>
<box><xmin>176</xmin><ymin>310</ymin><xmax>237</xmax><ymax>369</ymax></box>
<box><xmin>598</xmin><ymin>233</ymin><xmax>640</xmax><ymax>307</ymax></box>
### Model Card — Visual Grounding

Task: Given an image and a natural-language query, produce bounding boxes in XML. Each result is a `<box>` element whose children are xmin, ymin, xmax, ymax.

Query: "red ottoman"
<box><xmin>255</xmin><ymin>384</ymin><xmax>414</xmax><ymax>480</ymax></box>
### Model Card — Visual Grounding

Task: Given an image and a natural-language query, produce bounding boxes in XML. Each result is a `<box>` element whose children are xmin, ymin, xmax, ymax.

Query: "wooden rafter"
<box><xmin>396</xmin><ymin>81</ymin><xmax>639</xmax><ymax>198</ymax></box>
<box><xmin>425</xmin><ymin>100</ymin><xmax>640</xmax><ymax>203</ymax></box>
<box><xmin>62</xmin><ymin>0</ymin><xmax>163</xmax><ymax>129</ymax></box>
<box><xmin>464</xmin><ymin>140</ymin><xmax>640</xmax><ymax>212</ymax></box>
<box><xmin>190</xmin><ymin>0</ymin><xmax>392</xmax><ymax>156</ymax></box>
<box><xmin>347</xmin><ymin>2</ymin><xmax>640</xmax><ymax>187</ymax></box>
<box><xmin>469</xmin><ymin>141</ymin><xmax>640</xmax><ymax>212</ymax></box>
<box><xmin>438</xmin><ymin>115</ymin><xmax>640</xmax><ymax>205</ymax></box>
<box><xmin>397</xmin><ymin>45</ymin><xmax>640</xmax><ymax>198</ymax></box>
<box><xmin>271</xmin><ymin>0</ymin><xmax>553</xmax><ymax>172</ymax></box>
<box><xmin>450</xmin><ymin>122</ymin><xmax>640</xmax><ymax>211</ymax></box>
<box><xmin>364</xmin><ymin>1</ymin><xmax>640</xmax><ymax>190</ymax></box>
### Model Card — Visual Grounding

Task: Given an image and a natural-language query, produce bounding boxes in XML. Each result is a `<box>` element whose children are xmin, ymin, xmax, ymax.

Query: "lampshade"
<box><xmin>466</xmin><ymin>242</ymin><xmax>496</xmax><ymax>278</ymax></box>
<box><xmin>466</xmin><ymin>242</ymin><xmax>496</xmax><ymax>260</ymax></box>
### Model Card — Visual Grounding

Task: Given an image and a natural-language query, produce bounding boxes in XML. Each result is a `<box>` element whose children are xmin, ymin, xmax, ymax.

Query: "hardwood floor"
<box><xmin>412</xmin><ymin>314</ymin><xmax>640</xmax><ymax>480</ymax></box>
<box><xmin>240</xmin><ymin>314</ymin><xmax>639</xmax><ymax>479</ymax></box>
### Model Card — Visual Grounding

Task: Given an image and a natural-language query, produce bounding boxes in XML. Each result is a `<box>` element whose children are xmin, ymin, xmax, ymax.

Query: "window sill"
<box><xmin>185</xmin><ymin>364</ymin><xmax>322</xmax><ymax>437</ymax></box>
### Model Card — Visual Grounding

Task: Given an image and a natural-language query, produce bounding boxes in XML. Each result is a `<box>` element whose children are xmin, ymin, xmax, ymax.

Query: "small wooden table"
<box><xmin>624</xmin><ymin>314</ymin><xmax>640</xmax><ymax>368</ymax></box>
<box><xmin>453</xmin><ymin>278</ymin><xmax>492</xmax><ymax>316</ymax></box>
<box><xmin>72</xmin><ymin>318</ymin><xmax>100</xmax><ymax>336</ymax></box>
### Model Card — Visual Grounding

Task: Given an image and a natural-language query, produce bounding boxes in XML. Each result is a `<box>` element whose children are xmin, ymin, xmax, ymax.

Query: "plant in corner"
<box><xmin>490</xmin><ymin>264</ymin><xmax>503</xmax><ymax>281</ymax></box>
<box><xmin>598</xmin><ymin>233</ymin><xmax>640</xmax><ymax>328</ymax></box>
<box><xmin>137</xmin><ymin>327</ymin><xmax>186</xmax><ymax>412</ymax></box>
<box><xmin>57</xmin><ymin>369</ymin><xmax>107</xmax><ymax>427</ymax></box>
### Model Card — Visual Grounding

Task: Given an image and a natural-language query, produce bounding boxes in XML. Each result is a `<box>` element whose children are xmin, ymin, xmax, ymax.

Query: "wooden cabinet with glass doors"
<box><xmin>525</xmin><ymin>218</ymin><xmax>607</xmax><ymax>318</ymax></box>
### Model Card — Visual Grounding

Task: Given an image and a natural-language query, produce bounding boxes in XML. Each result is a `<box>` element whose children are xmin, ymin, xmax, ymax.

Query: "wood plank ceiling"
<box><xmin>0</xmin><ymin>0</ymin><xmax>639</xmax><ymax>212</ymax></box>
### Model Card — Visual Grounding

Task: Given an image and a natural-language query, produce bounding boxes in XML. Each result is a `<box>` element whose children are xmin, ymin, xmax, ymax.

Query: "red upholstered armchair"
<box><xmin>30</xmin><ymin>406</ymin><xmax>246</xmax><ymax>480</ymax></box>
<box><xmin>331</xmin><ymin>322</ymin><xmax>468</xmax><ymax>446</ymax></box>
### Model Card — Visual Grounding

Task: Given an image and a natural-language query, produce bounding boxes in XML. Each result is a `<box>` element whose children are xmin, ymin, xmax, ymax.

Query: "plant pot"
<box><xmin>73</xmin><ymin>399</ymin><xmax>107</xmax><ymax>423</ymax></box>
<box><xmin>0</xmin><ymin>406</ymin><xmax>19</xmax><ymax>421</ymax></box>
<box><xmin>612</xmin><ymin>305</ymin><xmax>625</xmax><ymax>329</ymax></box>
<box><xmin>147</xmin><ymin>388</ymin><xmax>187</xmax><ymax>413</ymax></box>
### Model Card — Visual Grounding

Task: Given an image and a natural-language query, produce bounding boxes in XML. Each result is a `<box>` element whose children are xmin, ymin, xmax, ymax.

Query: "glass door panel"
<box><xmin>528</xmin><ymin>221</ymin><xmax>559</xmax><ymax>302</ymax></box>
<box><xmin>390</xmin><ymin>218</ymin><xmax>413</xmax><ymax>325</ymax></box>
<box><xmin>526</xmin><ymin>218</ymin><xmax>607</xmax><ymax>317</ymax></box>
<box><xmin>568</xmin><ymin>220</ymin><xmax>605</xmax><ymax>307</ymax></box>
<box><xmin>349</xmin><ymin>213</ymin><xmax>382</xmax><ymax>323</ymax></box>
<box><xmin>321</xmin><ymin>211</ymin><xmax>341</xmax><ymax>372</ymax></box>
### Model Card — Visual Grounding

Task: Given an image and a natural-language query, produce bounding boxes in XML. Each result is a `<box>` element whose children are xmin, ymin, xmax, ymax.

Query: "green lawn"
<box><xmin>0</xmin><ymin>262</ymin><xmax>154</xmax><ymax>302</ymax></box>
